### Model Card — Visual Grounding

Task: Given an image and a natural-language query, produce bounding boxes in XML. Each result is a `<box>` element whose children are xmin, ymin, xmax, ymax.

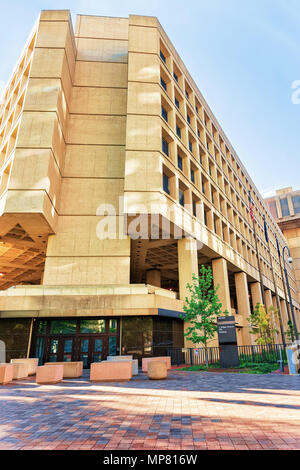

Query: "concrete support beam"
<box><xmin>250</xmin><ymin>282</ymin><xmax>263</xmax><ymax>309</ymax></box>
<box><xmin>178</xmin><ymin>238</ymin><xmax>198</xmax><ymax>301</ymax></box>
<box><xmin>212</xmin><ymin>258</ymin><xmax>231</xmax><ymax>313</ymax></box>
<box><xmin>234</xmin><ymin>272</ymin><xmax>252</xmax><ymax>345</ymax></box>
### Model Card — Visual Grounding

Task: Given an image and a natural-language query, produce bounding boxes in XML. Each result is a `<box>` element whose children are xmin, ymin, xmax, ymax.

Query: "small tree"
<box><xmin>247</xmin><ymin>303</ymin><xmax>279</xmax><ymax>345</ymax></box>
<box><xmin>181</xmin><ymin>265</ymin><xmax>229</xmax><ymax>367</ymax></box>
<box><xmin>286</xmin><ymin>320</ymin><xmax>296</xmax><ymax>343</ymax></box>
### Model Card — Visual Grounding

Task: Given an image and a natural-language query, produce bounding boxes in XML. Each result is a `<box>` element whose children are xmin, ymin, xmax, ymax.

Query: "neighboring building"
<box><xmin>265</xmin><ymin>187</ymin><xmax>300</xmax><ymax>304</ymax></box>
<box><xmin>0</xmin><ymin>11</ymin><xmax>299</xmax><ymax>366</ymax></box>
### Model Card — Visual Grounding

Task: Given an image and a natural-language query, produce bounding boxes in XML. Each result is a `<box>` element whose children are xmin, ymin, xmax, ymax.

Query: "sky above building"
<box><xmin>0</xmin><ymin>0</ymin><xmax>299</xmax><ymax>198</ymax></box>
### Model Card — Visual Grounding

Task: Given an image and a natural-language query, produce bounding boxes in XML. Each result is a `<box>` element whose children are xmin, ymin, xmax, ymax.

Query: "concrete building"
<box><xmin>265</xmin><ymin>188</ymin><xmax>300</xmax><ymax>305</ymax></box>
<box><xmin>0</xmin><ymin>11</ymin><xmax>299</xmax><ymax>366</ymax></box>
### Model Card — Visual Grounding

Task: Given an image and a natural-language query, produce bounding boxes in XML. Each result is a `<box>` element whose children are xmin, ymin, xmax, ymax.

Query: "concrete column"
<box><xmin>265</xmin><ymin>290</ymin><xmax>273</xmax><ymax>311</ymax></box>
<box><xmin>178</xmin><ymin>238</ymin><xmax>198</xmax><ymax>301</ymax></box>
<box><xmin>146</xmin><ymin>269</ymin><xmax>161</xmax><ymax>288</ymax></box>
<box><xmin>178</xmin><ymin>238</ymin><xmax>198</xmax><ymax>348</ymax></box>
<box><xmin>280</xmin><ymin>299</ymin><xmax>289</xmax><ymax>332</ymax></box>
<box><xmin>250</xmin><ymin>282</ymin><xmax>263</xmax><ymax>309</ymax></box>
<box><xmin>234</xmin><ymin>272</ymin><xmax>252</xmax><ymax>345</ymax></box>
<box><xmin>212</xmin><ymin>258</ymin><xmax>231</xmax><ymax>313</ymax></box>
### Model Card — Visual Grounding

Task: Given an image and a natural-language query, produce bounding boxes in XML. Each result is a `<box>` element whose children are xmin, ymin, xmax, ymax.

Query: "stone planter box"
<box><xmin>12</xmin><ymin>362</ymin><xmax>29</xmax><ymax>380</ymax></box>
<box><xmin>11</xmin><ymin>358</ymin><xmax>39</xmax><ymax>376</ymax></box>
<box><xmin>148</xmin><ymin>361</ymin><xmax>167</xmax><ymax>380</ymax></box>
<box><xmin>90</xmin><ymin>361</ymin><xmax>132</xmax><ymax>382</ymax></box>
<box><xmin>0</xmin><ymin>364</ymin><xmax>14</xmax><ymax>384</ymax></box>
<box><xmin>107</xmin><ymin>355</ymin><xmax>133</xmax><ymax>361</ymax></box>
<box><xmin>142</xmin><ymin>356</ymin><xmax>171</xmax><ymax>373</ymax></box>
<box><xmin>44</xmin><ymin>362</ymin><xmax>83</xmax><ymax>378</ymax></box>
<box><xmin>36</xmin><ymin>365</ymin><xmax>64</xmax><ymax>384</ymax></box>
<box><xmin>106</xmin><ymin>356</ymin><xmax>138</xmax><ymax>375</ymax></box>
<box><xmin>105</xmin><ymin>359</ymin><xmax>138</xmax><ymax>375</ymax></box>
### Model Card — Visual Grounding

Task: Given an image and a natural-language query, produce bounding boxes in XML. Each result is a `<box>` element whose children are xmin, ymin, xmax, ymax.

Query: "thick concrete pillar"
<box><xmin>146</xmin><ymin>269</ymin><xmax>161</xmax><ymax>288</ymax></box>
<box><xmin>280</xmin><ymin>299</ymin><xmax>289</xmax><ymax>333</ymax></box>
<box><xmin>212</xmin><ymin>258</ymin><xmax>231</xmax><ymax>314</ymax></box>
<box><xmin>234</xmin><ymin>272</ymin><xmax>252</xmax><ymax>345</ymax></box>
<box><xmin>178</xmin><ymin>238</ymin><xmax>198</xmax><ymax>348</ymax></box>
<box><xmin>250</xmin><ymin>282</ymin><xmax>263</xmax><ymax>309</ymax></box>
<box><xmin>178</xmin><ymin>238</ymin><xmax>198</xmax><ymax>301</ymax></box>
<box><xmin>265</xmin><ymin>290</ymin><xmax>273</xmax><ymax>311</ymax></box>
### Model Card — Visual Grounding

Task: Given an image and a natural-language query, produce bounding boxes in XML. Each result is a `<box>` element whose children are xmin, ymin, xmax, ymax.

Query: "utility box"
<box><xmin>286</xmin><ymin>343</ymin><xmax>300</xmax><ymax>375</ymax></box>
<box><xmin>217</xmin><ymin>316</ymin><xmax>239</xmax><ymax>368</ymax></box>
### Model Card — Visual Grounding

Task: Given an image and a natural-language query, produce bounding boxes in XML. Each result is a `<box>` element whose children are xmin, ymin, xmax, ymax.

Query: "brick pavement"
<box><xmin>0</xmin><ymin>370</ymin><xmax>300</xmax><ymax>450</ymax></box>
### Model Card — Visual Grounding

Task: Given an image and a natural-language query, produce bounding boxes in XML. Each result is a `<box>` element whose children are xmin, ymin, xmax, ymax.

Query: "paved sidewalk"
<box><xmin>0</xmin><ymin>370</ymin><xmax>300</xmax><ymax>450</ymax></box>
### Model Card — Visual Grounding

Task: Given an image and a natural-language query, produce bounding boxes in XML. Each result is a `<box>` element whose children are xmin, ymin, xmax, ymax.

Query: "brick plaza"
<box><xmin>0</xmin><ymin>370</ymin><xmax>300</xmax><ymax>450</ymax></box>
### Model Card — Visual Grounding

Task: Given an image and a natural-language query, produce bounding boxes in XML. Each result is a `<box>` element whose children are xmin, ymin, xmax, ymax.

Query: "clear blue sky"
<box><xmin>0</xmin><ymin>0</ymin><xmax>299</xmax><ymax>197</ymax></box>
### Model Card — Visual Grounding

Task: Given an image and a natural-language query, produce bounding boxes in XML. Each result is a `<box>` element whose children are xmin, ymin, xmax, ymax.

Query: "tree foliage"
<box><xmin>181</xmin><ymin>265</ymin><xmax>229</xmax><ymax>349</ymax></box>
<box><xmin>285</xmin><ymin>320</ymin><xmax>296</xmax><ymax>343</ymax></box>
<box><xmin>247</xmin><ymin>303</ymin><xmax>279</xmax><ymax>345</ymax></box>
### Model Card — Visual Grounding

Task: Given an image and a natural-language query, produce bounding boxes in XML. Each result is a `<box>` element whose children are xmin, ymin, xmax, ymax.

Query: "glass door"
<box><xmin>80</xmin><ymin>337</ymin><xmax>104</xmax><ymax>369</ymax></box>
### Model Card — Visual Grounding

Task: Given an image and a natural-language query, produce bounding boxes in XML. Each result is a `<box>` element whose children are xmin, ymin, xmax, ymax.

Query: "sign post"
<box><xmin>217</xmin><ymin>316</ymin><xmax>239</xmax><ymax>368</ymax></box>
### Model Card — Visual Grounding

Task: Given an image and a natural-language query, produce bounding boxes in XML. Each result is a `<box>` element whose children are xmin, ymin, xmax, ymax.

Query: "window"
<box><xmin>173</xmin><ymin>72</ymin><xmax>178</xmax><ymax>82</ymax></box>
<box><xmin>199</xmin><ymin>152</ymin><xmax>203</xmax><ymax>165</ymax></box>
<box><xmin>196</xmin><ymin>106</ymin><xmax>199</xmax><ymax>114</ymax></box>
<box><xmin>192</xmin><ymin>200</ymin><xmax>197</xmax><ymax>217</ymax></box>
<box><xmin>197</xmin><ymin>129</ymin><xmax>200</xmax><ymax>138</ymax></box>
<box><xmin>280</xmin><ymin>198</ymin><xmax>290</xmax><ymax>217</ymax></box>
<box><xmin>204</xmin><ymin>208</ymin><xmax>208</xmax><ymax>226</ymax></box>
<box><xmin>161</xmin><ymin>106</ymin><xmax>168</xmax><ymax>122</ymax></box>
<box><xmin>175</xmin><ymin>97</ymin><xmax>179</xmax><ymax>109</ymax></box>
<box><xmin>160</xmin><ymin>50</ymin><xmax>166</xmax><ymax>63</ymax></box>
<box><xmin>268</xmin><ymin>200</ymin><xmax>278</xmax><ymax>219</ymax></box>
<box><xmin>50</xmin><ymin>320</ymin><xmax>77</xmax><ymax>335</ymax></box>
<box><xmin>191</xmin><ymin>168</ymin><xmax>195</xmax><ymax>183</ymax></box>
<box><xmin>179</xmin><ymin>189</ymin><xmax>184</xmax><ymax>207</ymax></box>
<box><xmin>293</xmin><ymin>196</ymin><xmax>300</xmax><ymax>214</ymax></box>
<box><xmin>160</xmin><ymin>77</ymin><xmax>167</xmax><ymax>91</ymax></box>
<box><xmin>176</xmin><ymin>125</ymin><xmax>181</xmax><ymax>139</ymax></box>
<box><xmin>189</xmin><ymin>141</ymin><xmax>193</xmax><ymax>152</ymax></box>
<box><xmin>80</xmin><ymin>319</ymin><xmax>106</xmax><ymax>334</ymax></box>
<box><xmin>202</xmin><ymin>181</ymin><xmax>206</xmax><ymax>194</ymax></box>
<box><xmin>185</xmin><ymin>90</ymin><xmax>189</xmax><ymax>99</ymax></box>
<box><xmin>187</xmin><ymin>114</ymin><xmax>191</xmax><ymax>125</ymax></box>
<box><xmin>162</xmin><ymin>137</ymin><xmax>169</xmax><ymax>156</ymax></box>
<box><xmin>163</xmin><ymin>173</ymin><xmax>170</xmax><ymax>194</ymax></box>
<box><xmin>178</xmin><ymin>154</ymin><xmax>183</xmax><ymax>171</ymax></box>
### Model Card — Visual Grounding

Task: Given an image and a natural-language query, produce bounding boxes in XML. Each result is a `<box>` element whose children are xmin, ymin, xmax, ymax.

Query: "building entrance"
<box><xmin>32</xmin><ymin>318</ymin><xmax>119</xmax><ymax>368</ymax></box>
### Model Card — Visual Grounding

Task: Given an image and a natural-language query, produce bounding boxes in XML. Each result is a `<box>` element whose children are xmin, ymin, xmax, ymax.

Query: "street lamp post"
<box><xmin>282</xmin><ymin>245</ymin><xmax>298</xmax><ymax>340</ymax></box>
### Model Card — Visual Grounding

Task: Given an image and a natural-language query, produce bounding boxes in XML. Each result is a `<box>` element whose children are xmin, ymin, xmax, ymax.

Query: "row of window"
<box><xmin>159</xmin><ymin>39</ymin><xmax>286</xmax><ymax>257</ymax></box>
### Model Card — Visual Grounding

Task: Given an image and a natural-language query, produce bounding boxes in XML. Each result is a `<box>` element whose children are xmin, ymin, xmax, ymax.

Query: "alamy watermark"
<box><xmin>96</xmin><ymin>196</ymin><xmax>204</xmax><ymax>251</ymax></box>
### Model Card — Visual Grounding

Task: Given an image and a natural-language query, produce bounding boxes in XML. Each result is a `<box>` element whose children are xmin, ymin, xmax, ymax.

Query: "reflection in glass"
<box><xmin>94</xmin><ymin>339</ymin><xmax>102</xmax><ymax>353</ymax></box>
<box><xmin>81</xmin><ymin>339</ymin><xmax>89</xmax><ymax>353</ymax></box>
<box><xmin>109</xmin><ymin>336</ymin><xmax>117</xmax><ymax>356</ymax></box>
<box><xmin>37</xmin><ymin>321</ymin><xmax>47</xmax><ymax>334</ymax></box>
<box><xmin>50</xmin><ymin>339</ymin><xmax>58</xmax><ymax>354</ymax></box>
<box><xmin>80</xmin><ymin>319</ymin><xmax>106</xmax><ymax>334</ymax></box>
<box><xmin>50</xmin><ymin>320</ymin><xmax>76</xmax><ymax>335</ymax></box>
<box><xmin>109</xmin><ymin>319</ymin><xmax>117</xmax><ymax>333</ymax></box>
<box><xmin>36</xmin><ymin>337</ymin><xmax>44</xmax><ymax>365</ymax></box>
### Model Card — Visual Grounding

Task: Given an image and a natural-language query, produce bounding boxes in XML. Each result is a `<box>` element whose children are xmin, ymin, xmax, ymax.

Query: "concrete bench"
<box><xmin>107</xmin><ymin>355</ymin><xmax>133</xmax><ymax>361</ymax></box>
<box><xmin>90</xmin><ymin>361</ymin><xmax>132</xmax><ymax>382</ymax></box>
<box><xmin>0</xmin><ymin>364</ymin><xmax>14</xmax><ymax>385</ymax></box>
<box><xmin>106</xmin><ymin>358</ymin><xmax>138</xmax><ymax>376</ymax></box>
<box><xmin>106</xmin><ymin>356</ymin><xmax>138</xmax><ymax>375</ymax></box>
<box><xmin>142</xmin><ymin>356</ymin><xmax>171</xmax><ymax>373</ymax></box>
<box><xmin>11</xmin><ymin>358</ymin><xmax>39</xmax><ymax>376</ymax></box>
<box><xmin>44</xmin><ymin>362</ymin><xmax>83</xmax><ymax>378</ymax></box>
<box><xmin>12</xmin><ymin>362</ymin><xmax>29</xmax><ymax>380</ymax></box>
<box><xmin>36</xmin><ymin>365</ymin><xmax>64</xmax><ymax>385</ymax></box>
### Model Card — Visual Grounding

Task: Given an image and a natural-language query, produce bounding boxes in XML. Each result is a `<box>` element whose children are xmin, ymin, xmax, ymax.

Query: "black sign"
<box><xmin>217</xmin><ymin>316</ymin><xmax>239</xmax><ymax>368</ymax></box>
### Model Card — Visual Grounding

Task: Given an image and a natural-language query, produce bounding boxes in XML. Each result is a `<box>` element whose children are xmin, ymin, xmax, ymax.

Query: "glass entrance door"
<box><xmin>47</xmin><ymin>337</ymin><xmax>74</xmax><ymax>363</ymax></box>
<box><xmin>80</xmin><ymin>337</ymin><xmax>104</xmax><ymax>369</ymax></box>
